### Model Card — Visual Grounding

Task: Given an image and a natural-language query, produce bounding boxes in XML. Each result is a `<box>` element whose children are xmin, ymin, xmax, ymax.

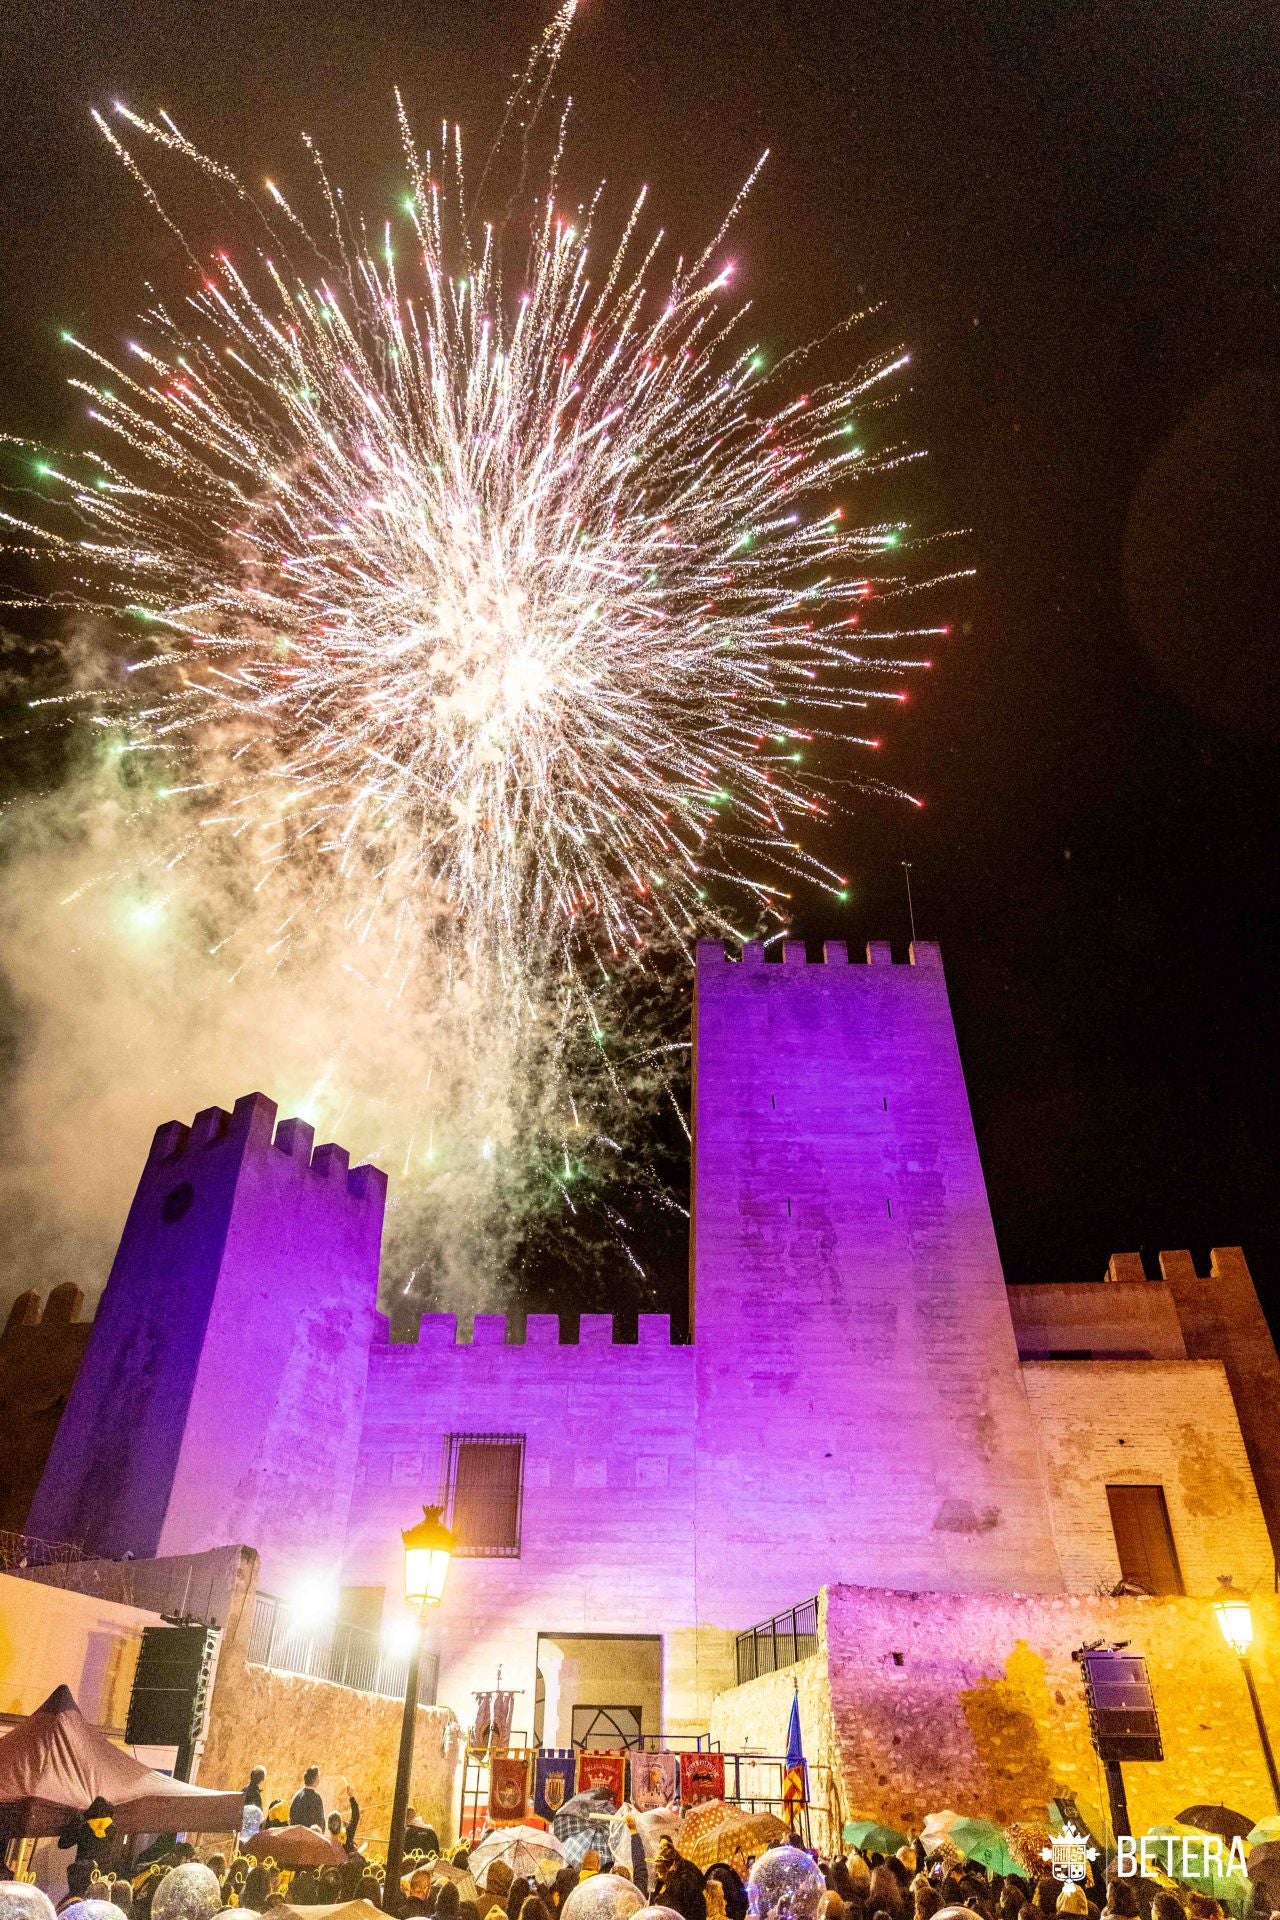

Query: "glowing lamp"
<box><xmin>1216</xmin><ymin>1595</ymin><xmax>1255</xmax><ymax>1657</ymax></box>
<box><xmin>287</xmin><ymin>1571</ymin><xmax>340</xmax><ymax>1631</ymax></box>
<box><xmin>381</xmin><ymin>1611</ymin><xmax>421</xmax><ymax>1658</ymax></box>
<box><xmin>402</xmin><ymin>1504</ymin><xmax>453</xmax><ymax>1611</ymax></box>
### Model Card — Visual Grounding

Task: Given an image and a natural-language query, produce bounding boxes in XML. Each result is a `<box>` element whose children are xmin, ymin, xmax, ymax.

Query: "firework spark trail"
<box><xmin>0</xmin><ymin>22</ymin><xmax>968</xmax><ymax>1311</ymax></box>
<box><xmin>2</xmin><ymin>91</ymin><xmax>950</xmax><ymax>982</ymax></box>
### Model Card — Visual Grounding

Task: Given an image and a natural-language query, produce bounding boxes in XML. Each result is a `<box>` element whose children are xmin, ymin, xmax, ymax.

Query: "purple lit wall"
<box><xmin>28</xmin><ymin>1093</ymin><xmax>384</xmax><ymax>1586</ymax></box>
<box><xmin>690</xmin><ymin>939</ymin><xmax>1062</xmax><ymax>1614</ymax></box>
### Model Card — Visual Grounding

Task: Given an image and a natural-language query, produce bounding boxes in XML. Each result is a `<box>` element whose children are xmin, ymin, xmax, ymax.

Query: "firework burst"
<box><xmin>2</xmin><ymin>55</ymin><xmax>954</xmax><ymax>979</ymax></box>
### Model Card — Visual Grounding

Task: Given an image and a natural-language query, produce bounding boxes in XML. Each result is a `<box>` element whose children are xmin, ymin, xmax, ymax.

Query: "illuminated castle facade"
<box><xmin>23</xmin><ymin>939</ymin><xmax>1280</xmax><ymax>1787</ymax></box>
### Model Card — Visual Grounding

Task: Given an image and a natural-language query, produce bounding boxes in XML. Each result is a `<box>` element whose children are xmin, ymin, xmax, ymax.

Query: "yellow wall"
<box><xmin>711</xmin><ymin>1585</ymin><xmax>1280</xmax><ymax>1840</ymax></box>
<box><xmin>0</xmin><ymin>1570</ymin><xmax>158</xmax><ymax>1728</ymax></box>
<box><xmin>1022</xmin><ymin>1358</ymin><xmax>1274</xmax><ymax>1594</ymax></box>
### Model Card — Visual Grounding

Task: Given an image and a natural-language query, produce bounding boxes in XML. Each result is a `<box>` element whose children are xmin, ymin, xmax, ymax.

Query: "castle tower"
<box><xmin>26</xmin><ymin>1093</ymin><xmax>385</xmax><ymax>1588</ymax></box>
<box><xmin>690</xmin><ymin>939</ymin><xmax>1063</xmax><ymax>1617</ymax></box>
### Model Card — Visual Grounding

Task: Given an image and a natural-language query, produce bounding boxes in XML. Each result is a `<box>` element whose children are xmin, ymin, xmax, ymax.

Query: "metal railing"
<box><xmin>247</xmin><ymin>1591</ymin><xmax>438</xmax><ymax>1702</ymax></box>
<box><xmin>0</xmin><ymin>1529</ymin><xmax>86</xmax><ymax>1573</ymax></box>
<box><xmin>734</xmin><ymin>1596</ymin><xmax>819</xmax><ymax>1684</ymax></box>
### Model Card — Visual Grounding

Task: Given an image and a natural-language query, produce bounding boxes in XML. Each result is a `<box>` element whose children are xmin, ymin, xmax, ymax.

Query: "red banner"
<box><xmin>489</xmin><ymin>1752</ymin><xmax>530</xmax><ymax>1823</ymax></box>
<box><xmin>575</xmin><ymin>1751</ymin><xmax>627</xmax><ymax>1807</ymax></box>
<box><xmin>679</xmin><ymin>1751</ymin><xmax>725</xmax><ymax>1807</ymax></box>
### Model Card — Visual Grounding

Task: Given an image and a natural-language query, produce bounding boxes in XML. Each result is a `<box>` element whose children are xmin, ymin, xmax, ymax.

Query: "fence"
<box><xmin>246</xmin><ymin>1591</ymin><xmax>438</xmax><ymax>1702</ymax></box>
<box><xmin>734</xmin><ymin>1596</ymin><xmax>819</xmax><ymax>1684</ymax></box>
<box><xmin>0</xmin><ymin>1529</ymin><xmax>85</xmax><ymax>1574</ymax></box>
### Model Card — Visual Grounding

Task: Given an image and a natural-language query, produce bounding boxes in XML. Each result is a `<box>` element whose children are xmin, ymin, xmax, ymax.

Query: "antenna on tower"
<box><xmin>901</xmin><ymin>862</ymin><xmax>917</xmax><ymax>945</ymax></box>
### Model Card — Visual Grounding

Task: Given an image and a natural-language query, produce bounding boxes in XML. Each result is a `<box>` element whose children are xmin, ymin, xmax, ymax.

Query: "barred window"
<box><xmin>443</xmin><ymin>1433</ymin><xmax>525</xmax><ymax>1557</ymax></box>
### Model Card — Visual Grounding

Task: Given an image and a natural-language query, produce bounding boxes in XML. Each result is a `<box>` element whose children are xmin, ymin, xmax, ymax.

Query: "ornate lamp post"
<box><xmin>385</xmin><ymin>1506</ymin><xmax>454</xmax><ymax>1904</ymax></box>
<box><xmin>1215</xmin><ymin>1578</ymin><xmax>1280</xmax><ymax>1810</ymax></box>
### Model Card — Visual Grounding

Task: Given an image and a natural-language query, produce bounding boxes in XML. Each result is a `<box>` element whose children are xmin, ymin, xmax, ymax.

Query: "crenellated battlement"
<box><xmin>695</xmin><ymin>937</ymin><xmax>943</xmax><ymax>968</ymax></box>
<box><xmin>145</xmin><ymin>1089</ymin><xmax>387</xmax><ymax>1205</ymax></box>
<box><xmin>1102</xmin><ymin>1249</ymin><xmax>1246</xmax><ymax>1286</ymax></box>
<box><xmin>3</xmin><ymin>1283</ymin><xmax>86</xmax><ymax>1337</ymax></box>
<box><xmin>378</xmin><ymin>1308</ymin><xmax>681</xmax><ymax>1350</ymax></box>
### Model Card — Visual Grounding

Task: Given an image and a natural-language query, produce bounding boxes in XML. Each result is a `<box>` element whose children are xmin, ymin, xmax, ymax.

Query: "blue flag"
<box><xmin>783</xmin><ymin>1690</ymin><xmax>807</xmax><ymax>1817</ymax></box>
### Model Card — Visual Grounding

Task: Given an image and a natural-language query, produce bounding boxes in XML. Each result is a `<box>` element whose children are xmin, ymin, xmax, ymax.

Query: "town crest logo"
<box><xmin>1042</xmin><ymin>1825</ymin><xmax>1099</xmax><ymax>1884</ymax></box>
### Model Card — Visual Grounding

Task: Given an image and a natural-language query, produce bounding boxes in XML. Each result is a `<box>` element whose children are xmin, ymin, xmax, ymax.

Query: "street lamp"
<box><xmin>1215</xmin><ymin>1577</ymin><xmax>1280</xmax><ymax>1810</ymax></box>
<box><xmin>385</xmin><ymin>1506</ymin><xmax>454</xmax><ymax>1904</ymax></box>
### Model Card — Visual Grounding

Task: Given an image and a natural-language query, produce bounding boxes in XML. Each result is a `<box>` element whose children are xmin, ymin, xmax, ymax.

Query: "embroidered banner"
<box><xmin>630</xmin><ymin>1752</ymin><xmax>679</xmax><ymax>1811</ymax></box>
<box><xmin>534</xmin><ymin>1749</ymin><xmax>577</xmax><ymax>1820</ymax></box>
<box><xmin>489</xmin><ymin>1752</ymin><xmax>530</xmax><ymax>1824</ymax></box>
<box><xmin>678</xmin><ymin>1751</ymin><xmax>725</xmax><ymax>1806</ymax></box>
<box><xmin>575</xmin><ymin>1751</ymin><xmax>627</xmax><ymax>1806</ymax></box>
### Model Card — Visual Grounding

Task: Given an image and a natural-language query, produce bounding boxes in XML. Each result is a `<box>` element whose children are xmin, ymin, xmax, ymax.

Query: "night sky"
<box><xmin>1</xmin><ymin>0</ymin><xmax>1277</xmax><ymax>1317</ymax></box>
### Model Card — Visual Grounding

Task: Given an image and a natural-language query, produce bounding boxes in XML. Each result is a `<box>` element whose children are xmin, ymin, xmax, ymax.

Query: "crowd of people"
<box><xmin>4</xmin><ymin>1777</ymin><xmax>1256</xmax><ymax>1920</ymax></box>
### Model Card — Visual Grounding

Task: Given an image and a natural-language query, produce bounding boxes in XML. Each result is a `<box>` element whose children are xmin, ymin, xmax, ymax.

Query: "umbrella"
<box><xmin>948</xmin><ymin>1820</ymin><xmax>1018</xmax><ymax>1877</ymax></box>
<box><xmin>402</xmin><ymin>1863</ymin><xmax>480</xmax><ymax>1905</ymax></box>
<box><xmin>273</xmin><ymin>1905</ymin><xmax>383</xmax><ymax>1920</ymax></box>
<box><xmin>1248</xmin><ymin>1822</ymin><xmax>1280</xmax><ymax>1847</ymax></box>
<box><xmin>552</xmin><ymin>1791</ymin><xmax>616</xmax><ymax>1868</ymax></box>
<box><xmin>468</xmin><ymin>1829</ymin><xmax>566</xmax><ymax>1885</ymax></box>
<box><xmin>1177</xmin><ymin>1807</ymin><xmax>1255</xmax><ymax>1843</ymax></box>
<box><xmin>676</xmin><ymin>1803</ymin><xmax>788</xmax><ymax>1872</ymax></box>
<box><xmin>607</xmin><ymin>1810</ymin><xmax>650</xmax><ymax>1886</ymax></box>
<box><xmin>843</xmin><ymin>1823</ymin><xmax>908</xmax><ymax>1855</ymax></box>
<box><xmin>919</xmin><ymin>1813</ymin><xmax>960</xmax><ymax>1858</ymax></box>
<box><xmin>245</xmin><ymin>1828</ymin><xmax>346</xmax><ymax>1868</ymax></box>
<box><xmin>1140</xmin><ymin>1829</ymin><xmax>1249</xmax><ymax>1910</ymax></box>
<box><xmin>602</xmin><ymin>1806</ymin><xmax>678</xmax><ymax>1873</ymax></box>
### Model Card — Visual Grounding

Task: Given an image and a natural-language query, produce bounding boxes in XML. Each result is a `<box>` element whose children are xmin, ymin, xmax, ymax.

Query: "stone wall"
<box><xmin>346</xmin><ymin>1313</ymin><xmax>712</xmax><ymax>1735</ymax></box>
<box><xmin>28</xmin><ymin>1093</ymin><xmax>386</xmax><ymax>1591</ymax></box>
<box><xmin>1160</xmin><ymin>1248</ymin><xmax>1280</xmax><ymax>1562</ymax></box>
<box><xmin>1007</xmin><ymin>1270</ymin><xmax>1187</xmax><ymax>1359</ymax></box>
<box><xmin>199</xmin><ymin>1556</ymin><xmax>462</xmax><ymax>1847</ymax></box>
<box><xmin>710</xmin><ymin>1584</ymin><xmax>1280</xmax><ymax>1839</ymax></box>
<box><xmin>1021</xmin><ymin>1359</ymin><xmax>1273</xmax><ymax>1595</ymax></box>
<box><xmin>691</xmin><ymin>939</ymin><xmax>1062</xmax><ymax>1609</ymax></box>
<box><xmin>0</xmin><ymin>1286</ymin><xmax>92</xmax><ymax>1532</ymax></box>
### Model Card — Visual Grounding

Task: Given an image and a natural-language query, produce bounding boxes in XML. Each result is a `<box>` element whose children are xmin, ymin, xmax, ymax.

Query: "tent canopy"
<box><xmin>0</xmin><ymin>1686</ymin><xmax>243</xmax><ymax>1839</ymax></box>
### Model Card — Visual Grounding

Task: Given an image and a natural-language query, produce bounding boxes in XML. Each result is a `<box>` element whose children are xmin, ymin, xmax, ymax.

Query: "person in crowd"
<box><xmin>1055</xmin><ymin>1887</ymin><xmax>1089</xmax><ymax>1919</ymax></box>
<box><xmin>505</xmin><ymin>1878</ymin><xmax>532</xmax><ymax>1920</ymax></box>
<box><xmin>866</xmin><ymin>1867</ymin><xmax>905</xmax><ymax>1920</ymax></box>
<box><xmin>650</xmin><ymin>1841</ymin><xmax>706</xmax><ymax>1920</ymax></box>
<box><xmin>59</xmin><ymin>1799</ymin><xmax>124</xmax><ymax>1873</ymax></box>
<box><xmin>290</xmin><ymin>1766</ymin><xmax>326</xmax><ymax>1831</ymax></box>
<box><xmin>328</xmin><ymin>1784</ymin><xmax>362</xmax><ymax>1857</ymax></box>
<box><xmin>549</xmin><ymin>1868</ymin><xmax>578</xmax><ymax>1915</ymax></box>
<box><xmin>1101</xmin><ymin>1881</ymin><xmax>1140</xmax><ymax>1920</ymax></box>
<box><xmin>242</xmin><ymin>1769</ymin><xmax>267</xmax><ymax>1811</ymax></box>
<box><xmin>263</xmin><ymin>1799</ymin><xmax>292</xmax><ymax>1831</ymax></box>
<box><xmin>58</xmin><ymin>1864</ymin><xmax>97</xmax><ymax>1913</ymax></box>
<box><xmin>436</xmin><ymin>1882</ymin><xmax>462</xmax><ymax>1920</ymax></box>
<box><xmin>705</xmin><ymin>1866</ymin><xmax>748</xmax><ymax>1920</ymax></box>
<box><xmin>400</xmin><ymin>1810</ymin><xmax>437</xmax><ymax>1859</ymax></box>
<box><xmin>221</xmin><ymin>1860</ymin><xmax>248</xmax><ymax>1908</ymax></box>
<box><xmin>1150</xmin><ymin>1897</ymin><xmax>1184</xmax><ymax>1920</ymax></box>
<box><xmin>458</xmin><ymin>1903</ymin><xmax>482</xmax><ymax>1920</ymax></box>
<box><xmin>242</xmin><ymin>1867</ymin><xmax>274</xmax><ymax>1910</ymax></box>
<box><xmin>516</xmin><ymin>1898</ymin><xmax>552</xmax><ymax>1920</ymax></box>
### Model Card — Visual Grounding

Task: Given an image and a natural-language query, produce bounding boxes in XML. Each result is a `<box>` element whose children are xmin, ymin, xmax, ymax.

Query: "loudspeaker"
<box><xmin>125</xmin><ymin>1625</ymin><xmax>219</xmax><ymax>1775</ymax></box>
<box><xmin>1078</xmin><ymin>1649</ymin><xmax>1163</xmax><ymax>1762</ymax></box>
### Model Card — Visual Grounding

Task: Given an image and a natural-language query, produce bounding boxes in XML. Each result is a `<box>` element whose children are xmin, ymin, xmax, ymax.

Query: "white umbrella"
<box><xmin>920</xmin><ymin>1811</ymin><xmax>962</xmax><ymax>1857</ymax></box>
<box><xmin>469</xmin><ymin>1827</ymin><xmax>567</xmax><ymax>1886</ymax></box>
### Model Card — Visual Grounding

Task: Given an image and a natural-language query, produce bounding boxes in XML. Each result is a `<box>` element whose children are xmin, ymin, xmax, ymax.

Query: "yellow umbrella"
<box><xmin>675</xmin><ymin>1802</ymin><xmax>789</xmax><ymax>1871</ymax></box>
